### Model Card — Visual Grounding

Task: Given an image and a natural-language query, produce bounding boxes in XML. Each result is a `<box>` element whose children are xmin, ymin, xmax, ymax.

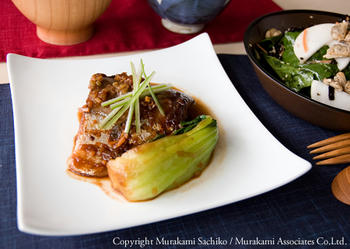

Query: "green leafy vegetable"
<box><xmin>258</xmin><ymin>34</ymin><xmax>283</xmax><ymax>52</ymax></box>
<box><xmin>151</xmin><ymin>133</ymin><xmax>166</xmax><ymax>142</ymax></box>
<box><xmin>342</xmin><ymin>64</ymin><xmax>350</xmax><ymax>80</ymax></box>
<box><xmin>281</xmin><ymin>31</ymin><xmax>300</xmax><ymax>66</ymax></box>
<box><xmin>299</xmin><ymin>63</ymin><xmax>338</xmax><ymax>81</ymax></box>
<box><xmin>107</xmin><ymin>115</ymin><xmax>218</xmax><ymax>201</ymax></box>
<box><xmin>258</xmin><ymin>31</ymin><xmax>339</xmax><ymax>92</ymax></box>
<box><xmin>308</xmin><ymin>45</ymin><xmax>329</xmax><ymax>61</ymax></box>
<box><xmin>172</xmin><ymin>115</ymin><xmax>207</xmax><ymax>135</ymax></box>
<box><xmin>264</xmin><ymin>55</ymin><xmax>314</xmax><ymax>91</ymax></box>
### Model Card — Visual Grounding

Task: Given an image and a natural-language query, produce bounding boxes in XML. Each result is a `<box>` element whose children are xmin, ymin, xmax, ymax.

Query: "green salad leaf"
<box><xmin>259</xmin><ymin>34</ymin><xmax>283</xmax><ymax>51</ymax></box>
<box><xmin>264</xmin><ymin>54</ymin><xmax>314</xmax><ymax>91</ymax></box>
<box><xmin>308</xmin><ymin>45</ymin><xmax>329</xmax><ymax>61</ymax></box>
<box><xmin>281</xmin><ymin>31</ymin><xmax>300</xmax><ymax>66</ymax></box>
<box><xmin>343</xmin><ymin>64</ymin><xmax>350</xmax><ymax>80</ymax></box>
<box><xmin>257</xmin><ymin>31</ymin><xmax>339</xmax><ymax>92</ymax></box>
<box><xmin>299</xmin><ymin>63</ymin><xmax>338</xmax><ymax>81</ymax></box>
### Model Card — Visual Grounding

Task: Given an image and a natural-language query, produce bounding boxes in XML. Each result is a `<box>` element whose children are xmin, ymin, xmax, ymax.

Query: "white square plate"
<box><xmin>7</xmin><ymin>33</ymin><xmax>311</xmax><ymax>236</ymax></box>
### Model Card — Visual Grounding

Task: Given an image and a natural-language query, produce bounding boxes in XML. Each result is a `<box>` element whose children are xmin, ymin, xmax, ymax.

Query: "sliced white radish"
<box><xmin>294</xmin><ymin>23</ymin><xmax>334</xmax><ymax>64</ymax></box>
<box><xmin>311</xmin><ymin>80</ymin><xmax>350</xmax><ymax>111</ymax></box>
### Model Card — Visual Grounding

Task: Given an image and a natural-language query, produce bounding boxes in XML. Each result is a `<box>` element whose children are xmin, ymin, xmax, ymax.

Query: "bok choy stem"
<box><xmin>107</xmin><ymin>115</ymin><xmax>218</xmax><ymax>201</ymax></box>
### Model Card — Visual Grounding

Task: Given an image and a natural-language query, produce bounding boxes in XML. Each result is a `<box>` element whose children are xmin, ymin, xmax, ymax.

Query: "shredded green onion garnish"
<box><xmin>124</xmin><ymin>100</ymin><xmax>135</xmax><ymax>133</ymax></box>
<box><xmin>99</xmin><ymin>61</ymin><xmax>165</xmax><ymax>132</ymax></box>
<box><xmin>101</xmin><ymin>84</ymin><xmax>169</xmax><ymax>107</ymax></box>
<box><xmin>101</xmin><ymin>99</ymin><xmax>132</xmax><ymax>130</ymax></box>
<box><xmin>141</xmin><ymin>59</ymin><xmax>165</xmax><ymax>116</ymax></box>
<box><xmin>131</xmin><ymin>61</ymin><xmax>141</xmax><ymax>133</ymax></box>
<box><xmin>134</xmin><ymin>99</ymin><xmax>141</xmax><ymax>133</ymax></box>
<box><xmin>99</xmin><ymin>106</ymin><xmax>123</xmax><ymax>129</ymax></box>
<box><xmin>140</xmin><ymin>85</ymin><xmax>171</xmax><ymax>97</ymax></box>
<box><xmin>110</xmin><ymin>97</ymin><xmax>130</xmax><ymax>110</ymax></box>
<box><xmin>147</xmin><ymin>82</ymin><xmax>165</xmax><ymax>115</ymax></box>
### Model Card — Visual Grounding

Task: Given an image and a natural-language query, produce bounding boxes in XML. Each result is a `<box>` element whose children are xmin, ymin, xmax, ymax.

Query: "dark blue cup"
<box><xmin>148</xmin><ymin>0</ymin><xmax>231</xmax><ymax>34</ymax></box>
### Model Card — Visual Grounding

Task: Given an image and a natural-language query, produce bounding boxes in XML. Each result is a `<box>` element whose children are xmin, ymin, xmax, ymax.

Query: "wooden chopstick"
<box><xmin>316</xmin><ymin>154</ymin><xmax>350</xmax><ymax>165</ymax></box>
<box><xmin>307</xmin><ymin>133</ymin><xmax>350</xmax><ymax>149</ymax></box>
<box><xmin>313</xmin><ymin>146</ymin><xmax>350</xmax><ymax>160</ymax></box>
<box><xmin>309</xmin><ymin>139</ymin><xmax>350</xmax><ymax>154</ymax></box>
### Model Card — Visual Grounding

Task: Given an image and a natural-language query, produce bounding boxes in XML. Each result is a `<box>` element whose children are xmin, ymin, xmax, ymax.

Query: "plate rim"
<box><xmin>7</xmin><ymin>33</ymin><xmax>312</xmax><ymax>236</ymax></box>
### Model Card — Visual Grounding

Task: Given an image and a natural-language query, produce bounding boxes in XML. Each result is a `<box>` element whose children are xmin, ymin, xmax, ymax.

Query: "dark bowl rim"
<box><xmin>243</xmin><ymin>9</ymin><xmax>350</xmax><ymax>115</ymax></box>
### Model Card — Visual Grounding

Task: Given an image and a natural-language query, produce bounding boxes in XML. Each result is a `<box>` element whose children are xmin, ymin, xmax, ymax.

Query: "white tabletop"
<box><xmin>1</xmin><ymin>0</ymin><xmax>349</xmax><ymax>84</ymax></box>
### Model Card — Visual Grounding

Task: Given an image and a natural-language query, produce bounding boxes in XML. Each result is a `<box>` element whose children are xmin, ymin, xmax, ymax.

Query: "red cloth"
<box><xmin>0</xmin><ymin>0</ymin><xmax>281</xmax><ymax>62</ymax></box>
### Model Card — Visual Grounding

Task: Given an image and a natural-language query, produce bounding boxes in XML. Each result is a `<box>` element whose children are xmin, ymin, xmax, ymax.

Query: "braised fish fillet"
<box><xmin>68</xmin><ymin>72</ymin><xmax>194</xmax><ymax>177</ymax></box>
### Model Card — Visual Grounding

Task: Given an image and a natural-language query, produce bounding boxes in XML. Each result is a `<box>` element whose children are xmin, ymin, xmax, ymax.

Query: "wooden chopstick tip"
<box><xmin>307</xmin><ymin>143</ymin><xmax>318</xmax><ymax>149</ymax></box>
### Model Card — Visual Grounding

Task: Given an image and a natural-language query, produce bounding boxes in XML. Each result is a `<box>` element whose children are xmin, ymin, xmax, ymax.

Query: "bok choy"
<box><xmin>107</xmin><ymin>115</ymin><xmax>218</xmax><ymax>201</ymax></box>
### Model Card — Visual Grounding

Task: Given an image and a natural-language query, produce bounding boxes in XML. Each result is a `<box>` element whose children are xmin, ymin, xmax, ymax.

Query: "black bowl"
<box><xmin>244</xmin><ymin>10</ymin><xmax>350</xmax><ymax>131</ymax></box>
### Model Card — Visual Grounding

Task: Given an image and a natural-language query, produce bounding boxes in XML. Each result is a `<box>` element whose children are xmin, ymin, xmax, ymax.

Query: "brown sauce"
<box><xmin>66</xmin><ymin>169</ymin><xmax>128</xmax><ymax>202</ymax></box>
<box><xmin>67</xmin><ymin>90</ymin><xmax>221</xmax><ymax>202</ymax></box>
<box><xmin>190</xmin><ymin>96</ymin><xmax>214</xmax><ymax>119</ymax></box>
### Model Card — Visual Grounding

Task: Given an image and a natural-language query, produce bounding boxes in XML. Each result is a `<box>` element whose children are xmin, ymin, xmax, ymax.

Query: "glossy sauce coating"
<box><xmin>67</xmin><ymin>95</ymin><xmax>214</xmax><ymax>201</ymax></box>
<box><xmin>68</xmin><ymin>73</ymin><xmax>194</xmax><ymax>177</ymax></box>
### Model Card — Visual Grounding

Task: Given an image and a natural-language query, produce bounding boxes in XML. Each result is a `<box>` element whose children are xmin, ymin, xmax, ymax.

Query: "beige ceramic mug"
<box><xmin>12</xmin><ymin>0</ymin><xmax>112</xmax><ymax>45</ymax></box>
